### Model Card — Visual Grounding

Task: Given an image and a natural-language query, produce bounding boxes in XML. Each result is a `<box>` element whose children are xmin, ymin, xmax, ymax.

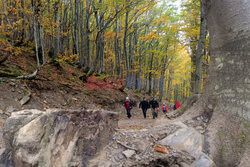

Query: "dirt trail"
<box><xmin>118</xmin><ymin>102</ymin><xmax>203</xmax><ymax>130</ymax></box>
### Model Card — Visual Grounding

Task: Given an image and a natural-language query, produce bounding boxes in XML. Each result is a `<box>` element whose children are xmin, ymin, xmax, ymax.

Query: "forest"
<box><xmin>0</xmin><ymin>0</ymin><xmax>250</xmax><ymax>167</ymax></box>
<box><xmin>0</xmin><ymin>0</ymin><xmax>209</xmax><ymax>102</ymax></box>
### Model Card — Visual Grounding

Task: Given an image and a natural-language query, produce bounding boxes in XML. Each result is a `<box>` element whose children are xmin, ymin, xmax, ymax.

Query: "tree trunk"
<box><xmin>123</xmin><ymin>1</ymin><xmax>130</xmax><ymax>81</ymax></box>
<box><xmin>194</xmin><ymin>0</ymin><xmax>207</xmax><ymax>94</ymax></box>
<box><xmin>204</xmin><ymin>0</ymin><xmax>250</xmax><ymax>165</ymax></box>
<box><xmin>114</xmin><ymin>16</ymin><xmax>121</xmax><ymax>78</ymax></box>
<box><xmin>39</xmin><ymin>25</ymin><xmax>45</xmax><ymax>65</ymax></box>
<box><xmin>159</xmin><ymin>54</ymin><xmax>168</xmax><ymax>102</ymax></box>
<box><xmin>32</xmin><ymin>0</ymin><xmax>40</xmax><ymax>68</ymax></box>
<box><xmin>148</xmin><ymin>52</ymin><xmax>154</xmax><ymax>95</ymax></box>
<box><xmin>75</xmin><ymin>0</ymin><xmax>80</xmax><ymax>55</ymax></box>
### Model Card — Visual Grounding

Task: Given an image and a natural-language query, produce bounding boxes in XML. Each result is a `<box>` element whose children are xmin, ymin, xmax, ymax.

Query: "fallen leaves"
<box><xmin>154</xmin><ymin>145</ymin><xmax>169</xmax><ymax>154</ymax></box>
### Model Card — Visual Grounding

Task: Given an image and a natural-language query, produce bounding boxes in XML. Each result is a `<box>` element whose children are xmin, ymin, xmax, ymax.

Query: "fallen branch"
<box><xmin>16</xmin><ymin>63</ymin><xmax>45</xmax><ymax>79</ymax></box>
<box><xmin>0</xmin><ymin>71</ymin><xmax>19</xmax><ymax>77</ymax></box>
<box><xmin>116</xmin><ymin>140</ymin><xmax>138</xmax><ymax>151</ymax></box>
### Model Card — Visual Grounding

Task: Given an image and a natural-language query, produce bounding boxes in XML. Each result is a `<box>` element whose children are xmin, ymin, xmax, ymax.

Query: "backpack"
<box><xmin>163</xmin><ymin>106</ymin><xmax>166</xmax><ymax>111</ymax></box>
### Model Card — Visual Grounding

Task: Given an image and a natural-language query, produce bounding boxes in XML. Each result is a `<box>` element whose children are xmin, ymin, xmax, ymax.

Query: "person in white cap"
<box><xmin>124</xmin><ymin>97</ymin><xmax>132</xmax><ymax>119</ymax></box>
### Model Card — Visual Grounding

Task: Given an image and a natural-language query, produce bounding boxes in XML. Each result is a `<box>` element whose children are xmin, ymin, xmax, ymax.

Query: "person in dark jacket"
<box><xmin>173</xmin><ymin>101</ymin><xmax>181</xmax><ymax>110</ymax></box>
<box><xmin>139</xmin><ymin>97</ymin><xmax>149</xmax><ymax>118</ymax></box>
<box><xmin>149</xmin><ymin>97</ymin><xmax>159</xmax><ymax>119</ymax></box>
<box><xmin>124</xmin><ymin>97</ymin><xmax>132</xmax><ymax>119</ymax></box>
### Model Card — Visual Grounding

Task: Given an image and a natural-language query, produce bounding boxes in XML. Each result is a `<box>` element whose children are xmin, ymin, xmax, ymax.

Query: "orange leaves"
<box><xmin>139</xmin><ymin>31</ymin><xmax>162</xmax><ymax>42</ymax></box>
<box><xmin>154</xmin><ymin>145</ymin><xmax>169</xmax><ymax>154</ymax></box>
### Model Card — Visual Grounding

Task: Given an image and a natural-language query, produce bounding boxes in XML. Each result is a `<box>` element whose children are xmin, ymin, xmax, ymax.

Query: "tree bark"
<box><xmin>203</xmin><ymin>0</ymin><xmax>250</xmax><ymax>164</ymax></box>
<box><xmin>159</xmin><ymin>54</ymin><xmax>168</xmax><ymax>102</ymax></box>
<box><xmin>194</xmin><ymin>0</ymin><xmax>207</xmax><ymax>94</ymax></box>
<box><xmin>124</xmin><ymin>4</ymin><xmax>130</xmax><ymax>81</ymax></box>
<box><xmin>32</xmin><ymin>0</ymin><xmax>40</xmax><ymax>68</ymax></box>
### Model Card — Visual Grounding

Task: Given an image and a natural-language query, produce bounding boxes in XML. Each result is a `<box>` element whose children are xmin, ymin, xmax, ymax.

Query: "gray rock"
<box><xmin>20</xmin><ymin>92</ymin><xmax>31</xmax><ymax>105</ymax></box>
<box><xmin>195</xmin><ymin>126</ymin><xmax>204</xmax><ymax>131</ymax></box>
<box><xmin>104</xmin><ymin>161</ymin><xmax>112</xmax><ymax>167</ymax></box>
<box><xmin>204</xmin><ymin>119</ymin><xmax>209</xmax><ymax>123</ymax></box>
<box><xmin>191</xmin><ymin>152</ymin><xmax>215</xmax><ymax>167</ymax></box>
<box><xmin>122</xmin><ymin>150</ymin><xmax>136</xmax><ymax>158</ymax></box>
<box><xmin>159</xmin><ymin>122</ymin><xmax>204</xmax><ymax>158</ymax></box>
<box><xmin>6</xmin><ymin>106</ymin><xmax>16</xmax><ymax>113</ymax></box>
<box><xmin>0</xmin><ymin>148</ymin><xmax>5</xmax><ymax>156</ymax></box>
<box><xmin>118</xmin><ymin>153</ymin><xmax>124</xmax><ymax>159</ymax></box>
<box><xmin>172</xmin><ymin>152</ymin><xmax>180</xmax><ymax>158</ymax></box>
<box><xmin>135</xmin><ymin>155</ymin><xmax>141</xmax><ymax>161</ymax></box>
<box><xmin>9</xmin><ymin>82</ymin><xmax>15</xmax><ymax>86</ymax></box>
<box><xmin>3</xmin><ymin>109</ymin><xmax>44</xmax><ymax>149</ymax></box>
<box><xmin>3</xmin><ymin>109</ymin><xmax>119</xmax><ymax>167</ymax></box>
<box><xmin>180</xmin><ymin>162</ymin><xmax>191</xmax><ymax>167</ymax></box>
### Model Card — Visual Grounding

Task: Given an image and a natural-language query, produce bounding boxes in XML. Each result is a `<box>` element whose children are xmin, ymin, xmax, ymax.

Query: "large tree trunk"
<box><xmin>204</xmin><ymin>0</ymin><xmax>250</xmax><ymax>166</ymax></box>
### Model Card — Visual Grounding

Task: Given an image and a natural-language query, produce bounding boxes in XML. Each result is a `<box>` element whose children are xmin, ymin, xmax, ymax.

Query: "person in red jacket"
<box><xmin>161</xmin><ymin>103</ymin><xmax>168</xmax><ymax>113</ymax></box>
<box><xmin>173</xmin><ymin>101</ymin><xmax>181</xmax><ymax>110</ymax></box>
<box><xmin>124</xmin><ymin>97</ymin><xmax>132</xmax><ymax>119</ymax></box>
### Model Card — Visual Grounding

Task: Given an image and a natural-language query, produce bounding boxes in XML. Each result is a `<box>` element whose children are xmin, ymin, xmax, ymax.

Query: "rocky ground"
<box><xmin>87</xmin><ymin>102</ymin><xmax>215</xmax><ymax>167</ymax></box>
<box><xmin>0</xmin><ymin>106</ymin><xmax>215</xmax><ymax>167</ymax></box>
<box><xmin>0</xmin><ymin>77</ymin><xmax>215</xmax><ymax>167</ymax></box>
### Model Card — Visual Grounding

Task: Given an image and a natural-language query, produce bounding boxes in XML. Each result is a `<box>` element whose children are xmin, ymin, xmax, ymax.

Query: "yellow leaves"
<box><xmin>139</xmin><ymin>31</ymin><xmax>162</xmax><ymax>42</ymax></box>
<box><xmin>155</xmin><ymin>15</ymin><xmax>170</xmax><ymax>26</ymax></box>
<box><xmin>57</xmin><ymin>53</ymin><xmax>79</xmax><ymax>64</ymax></box>
<box><xmin>4</xmin><ymin>46</ymin><xmax>13</xmax><ymax>53</ymax></box>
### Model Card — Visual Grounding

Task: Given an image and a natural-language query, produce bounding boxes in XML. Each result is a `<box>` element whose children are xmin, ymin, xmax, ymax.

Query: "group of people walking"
<box><xmin>124</xmin><ymin>96</ymin><xmax>181</xmax><ymax>119</ymax></box>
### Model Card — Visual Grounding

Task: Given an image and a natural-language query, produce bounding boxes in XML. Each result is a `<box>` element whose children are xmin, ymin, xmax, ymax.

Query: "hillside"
<box><xmin>0</xmin><ymin>40</ymin><xmax>152</xmax><ymax>122</ymax></box>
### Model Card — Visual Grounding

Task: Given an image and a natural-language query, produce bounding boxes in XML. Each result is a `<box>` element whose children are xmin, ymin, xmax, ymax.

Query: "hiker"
<box><xmin>173</xmin><ymin>101</ymin><xmax>181</xmax><ymax>110</ymax></box>
<box><xmin>149</xmin><ymin>97</ymin><xmax>159</xmax><ymax>119</ymax></box>
<box><xmin>139</xmin><ymin>97</ymin><xmax>149</xmax><ymax>118</ymax></box>
<box><xmin>161</xmin><ymin>103</ymin><xmax>168</xmax><ymax>114</ymax></box>
<box><xmin>124</xmin><ymin>97</ymin><xmax>132</xmax><ymax>119</ymax></box>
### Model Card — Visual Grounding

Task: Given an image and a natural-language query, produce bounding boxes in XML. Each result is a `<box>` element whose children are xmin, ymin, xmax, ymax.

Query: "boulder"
<box><xmin>159</xmin><ymin>122</ymin><xmax>204</xmax><ymax>158</ymax></box>
<box><xmin>3</xmin><ymin>109</ymin><xmax>44</xmax><ymax>149</ymax></box>
<box><xmin>1</xmin><ymin>109</ymin><xmax>118</xmax><ymax>167</ymax></box>
<box><xmin>122</xmin><ymin>150</ymin><xmax>136</xmax><ymax>158</ymax></box>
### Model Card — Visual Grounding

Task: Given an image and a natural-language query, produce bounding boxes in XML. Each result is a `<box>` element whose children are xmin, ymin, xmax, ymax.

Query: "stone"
<box><xmin>2</xmin><ymin>109</ymin><xmax>118</xmax><ymax>167</ymax></box>
<box><xmin>191</xmin><ymin>152</ymin><xmax>215</xmax><ymax>167</ymax></box>
<box><xmin>204</xmin><ymin>119</ymin><xmax>209</xmax><ymax>123</ymax></box>
<box><xmin>195</xmin><ymin>126</ymin><xmax>204</xmax><ymax>131</ymax></box>
<box><xmin>122</xmin><ymin>150</ymin><xmax>136</xmax><ymax>158</ymax></box>
<box><xmin>180</xmin><ymin>162</ymin><xmax>191</xmax><ymax>167</ymax></box>
<box><xmin>9</xmin><ymin>82</ymin><xmax>15</xmax><ymax>86</ymax></box>
<box><xmin>172</xmin><ymin>152</ymin><xmax>180</xmax><ymax>158</ymax></box>
<box><xmin>104</xmin><ymin>161</ymin><xmax>112</xmax><ymax>167</ymax></box>
<box><xmin>159</xmin><ymin>122</ymin><xmax>204</xmax><ymax>158</ymax></box>
<box><xmin>118</xmin><ymin>153</ymin><xmax>124</xmax><ymax>159</ymax></box>
<box><xmin>133</xmin><ymin>139</ymin><xmax>149</xmax><ymax>153</ymax></box>
<box><xmin>135</xmin><ymin>155</ymin><xmax>141</xmax><ymax>161</ymax></box>
<box><xmin>0</xmin><ymin>148</ymin><xmax>5</xmax><ymax>156</ymax></box>
<box><xmin>20</xmin><ymin>92</ymin><xmax>31</xmax><ymax>106</ymax></box>
<box><xmin>3</xmin><ymin>109</ymin><xmax>44</xmax><ymax>149</ymax></box>
<box><xmin>6</xmin><ymin>106</ymin><xmax>16</xmax><ymax>113</ymax></box>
